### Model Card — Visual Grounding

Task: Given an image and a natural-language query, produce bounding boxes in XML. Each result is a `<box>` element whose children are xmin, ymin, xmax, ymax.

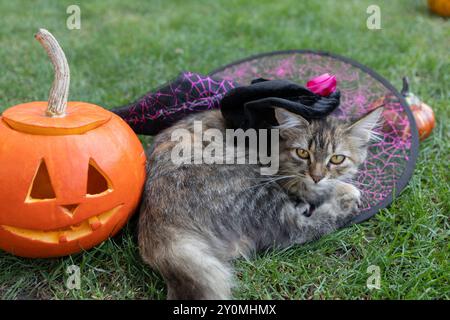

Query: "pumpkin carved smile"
<box><xmin>2</xmin><ymin>204</ymin><xmax>124</xmax><ymax>244</ymax></box>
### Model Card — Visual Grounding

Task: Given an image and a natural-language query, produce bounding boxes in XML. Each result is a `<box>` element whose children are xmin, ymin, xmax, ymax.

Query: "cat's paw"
<box><xmin>295</xmin><ymin>201</ymin><xmax>311</xmax><ymax>217</ymax></box>
<box><xmin>334</xmin><ymin>182</ymin><xmax>361</xmax><ymax>215</ymax></box>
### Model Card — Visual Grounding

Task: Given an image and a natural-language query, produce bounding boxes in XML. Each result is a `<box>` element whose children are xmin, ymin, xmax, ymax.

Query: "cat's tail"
<box><xmin>139</xmin><ymin>230</ymin><xmax>233</xmax><ymax>300</ymax></box>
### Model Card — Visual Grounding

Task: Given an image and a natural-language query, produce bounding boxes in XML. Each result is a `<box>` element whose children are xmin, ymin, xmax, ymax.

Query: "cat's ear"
<box><xmin>347</xmin><ymin>107</ymin><xmax>384</xmax><ymax>144</ymax></box>
<box><xmin>274</xmin><ymin>108</ymin><xmax>309</xmax><ymax>129</ymax></box>
<box><xmin>274</xmin><ymin>109</ymin><xmax>309</xmax><ymax>140</ymax></box>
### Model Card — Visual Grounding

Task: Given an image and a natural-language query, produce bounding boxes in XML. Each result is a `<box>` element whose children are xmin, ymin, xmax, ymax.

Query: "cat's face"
<box><xmin>275</xmin><ymin>108</ymin><xmax>383</xmax><ymax>198</ymax></box>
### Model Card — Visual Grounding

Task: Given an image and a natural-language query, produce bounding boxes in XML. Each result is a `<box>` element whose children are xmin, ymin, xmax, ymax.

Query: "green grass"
<box><xmin>0</xmin><ymin>0</ymin><xmax>448</xmax><ymax>299</ymax></box>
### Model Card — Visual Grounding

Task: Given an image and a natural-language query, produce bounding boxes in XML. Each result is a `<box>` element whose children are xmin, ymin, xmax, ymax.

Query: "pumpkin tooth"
<box><xmin>88</xmin><ymin>216</ymin><xmax>102</xmax><ymax>230</ymax></box>
<box><xmin>58</xmin><ymin>233</ymin><xmax>68</xmax><ymax>243</ymax></box>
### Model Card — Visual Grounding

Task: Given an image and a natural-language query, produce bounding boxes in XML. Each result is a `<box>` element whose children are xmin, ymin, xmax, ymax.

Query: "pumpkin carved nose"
<box><xmin>60</xmin><ymin>204</ymin><xmax>79</xmax><ymax>217</ymax></box>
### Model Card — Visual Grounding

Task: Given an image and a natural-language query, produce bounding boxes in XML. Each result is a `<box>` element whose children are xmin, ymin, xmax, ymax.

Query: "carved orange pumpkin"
<box><xmin>428</xmin><ymin>0</ymin><xmax>450</xmax><ymax>17</ymax></box>
<box><xmin>0</xmin><ymin>29</ymin><xmax>146</xmax><ymax>258</ymax></box>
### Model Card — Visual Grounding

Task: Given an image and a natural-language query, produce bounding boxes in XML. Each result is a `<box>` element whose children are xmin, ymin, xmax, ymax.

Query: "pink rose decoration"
<box><xmin>306</xmin><ymin>73</ymin><xmax>337</xmax><ymax>96</ymax></box>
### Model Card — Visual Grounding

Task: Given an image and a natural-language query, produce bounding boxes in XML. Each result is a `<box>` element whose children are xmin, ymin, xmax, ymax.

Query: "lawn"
<box><xmin>0</xmin><ymin>0</ymin><xmax>448</xmax><ymax>299</ymax></box>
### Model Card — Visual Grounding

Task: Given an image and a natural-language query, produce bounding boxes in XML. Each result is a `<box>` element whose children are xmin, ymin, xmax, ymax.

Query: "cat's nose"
<box><xmin>310</xmin><ymin>174</ymin><xmax>324</xmax><ymax>183</ymax></box>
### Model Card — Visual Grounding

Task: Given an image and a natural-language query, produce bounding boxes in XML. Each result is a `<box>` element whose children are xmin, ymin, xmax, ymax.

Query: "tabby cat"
<box><xmin>138</xmin><ymin>107</ymin><xmax>382</xmax><ymax>299</ymax></box>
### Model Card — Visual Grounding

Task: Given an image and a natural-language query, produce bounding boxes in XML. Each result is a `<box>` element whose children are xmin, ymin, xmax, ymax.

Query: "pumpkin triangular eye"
<box><xmin>87</xmin><ymin>159</ymin><xmax>112</xmax><ymax>196</ymax></box>
<box><xmin>28</xmin><ymin>159</ymin><xmax>56</xmax><ymax>200</ymax></box>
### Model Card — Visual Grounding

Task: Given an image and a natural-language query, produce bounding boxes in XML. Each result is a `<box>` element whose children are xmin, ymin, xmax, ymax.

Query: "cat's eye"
<box><xmin>295</xmin><ymin>148</ymin><xmax>310</xmax><ymax>159</ymax></box>
<box><xmin>329</xmin><ymin>154</ymin><xmax>346</xmax><ymax>165</ymax></box>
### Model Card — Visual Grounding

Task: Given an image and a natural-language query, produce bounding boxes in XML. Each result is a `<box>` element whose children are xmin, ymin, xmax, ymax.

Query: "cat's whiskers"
<box><xmin>282</xmin><ymin>176</ymin><xmax>304</xmax><ymax>195</ymax></box>
<box><xmin>246</xmin><ymin>174</ymin><xmax>296</xmax><ymax>181</ymax></box>
<box><xmin>342</xmin><ymin>177</ymin><xmax>371</xmax><ymax>188</ymax></box>
<box><xmin>246</xmin><ymin>175</ymin><xmax>296</xmax><ymax>190</ymax></box>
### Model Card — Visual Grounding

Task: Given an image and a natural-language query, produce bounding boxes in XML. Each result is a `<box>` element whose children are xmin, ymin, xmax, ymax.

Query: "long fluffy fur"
<box><xmin>138</xmin><ymin>108</ymin><xmax>382</xmax><ymax>299</ymax></box>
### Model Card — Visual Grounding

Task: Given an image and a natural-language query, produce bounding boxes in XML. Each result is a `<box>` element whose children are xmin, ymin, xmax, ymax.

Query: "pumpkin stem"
<box><xmin>401</xmin><ymin>76</ymin><xmax>410</xmax><ymax>96</ymax></box>
<box><xmin>35</xmin><ymin>29</ymin><xmax>70</xmax><ymax>117</ymax></box>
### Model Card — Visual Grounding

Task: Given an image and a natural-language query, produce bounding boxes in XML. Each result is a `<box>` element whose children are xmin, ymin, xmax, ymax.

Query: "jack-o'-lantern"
<box><xmin>0</xmin><ymin>29</ymin><xmax>146</xmax><ymax>258</ymax></box>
